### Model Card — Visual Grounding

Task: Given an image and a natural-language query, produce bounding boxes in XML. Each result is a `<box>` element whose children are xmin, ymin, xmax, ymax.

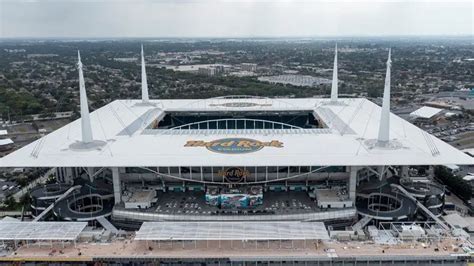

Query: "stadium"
<box><xmin>0</xmin><ymin>46</ymin><xmax>472</xmax><ymax>255</ymax></box>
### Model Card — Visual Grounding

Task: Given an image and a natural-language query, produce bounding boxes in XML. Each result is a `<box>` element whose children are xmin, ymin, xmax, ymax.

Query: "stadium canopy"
<box><xmin>135</xmin><ymin>221</ymin><xmax>329</xmax><ymax>241</ymax></box>
<box><xmin>1</xmin><ymin>98</ymin><xmax>473</xmax><ymax>167</ymax></box>
<box><xmin>0</xmin><ymin>222</ymin><xmax>87</xmax><ymax>241</ymax></box>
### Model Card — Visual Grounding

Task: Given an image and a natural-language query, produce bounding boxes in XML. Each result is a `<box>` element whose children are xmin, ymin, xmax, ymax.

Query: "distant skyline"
<box><xmin>0</xmin><ymin>0</ymin><xmax>472</xmax><ymax>38</ymax></box>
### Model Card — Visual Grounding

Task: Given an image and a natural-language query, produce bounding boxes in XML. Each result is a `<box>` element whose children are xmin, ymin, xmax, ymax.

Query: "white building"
<box><xmin>410</xmin><ymin>106</ymin><xmax>444</xmax><ymax>122</ymax></box>
<box><xmin>0</xmin><ymin>130</ymin><xmax>13</xmax><ymax>152</ymax></box>
<box><xmin>258</xmin><ymin>74</ymin><xmax>331</xmax><ymax>87</ymax></box>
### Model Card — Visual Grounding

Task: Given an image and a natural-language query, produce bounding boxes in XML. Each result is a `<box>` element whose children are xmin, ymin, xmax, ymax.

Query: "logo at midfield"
<box><xmin>184</xmin><ymin>138</ymin><xmax>283</xmax><ymax>154</ymax></box>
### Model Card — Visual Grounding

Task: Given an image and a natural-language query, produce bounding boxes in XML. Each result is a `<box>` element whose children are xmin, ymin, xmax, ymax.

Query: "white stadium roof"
<box><xmin>135</xmin><ymin>221</ymin><xmax>329</xmax><ymax>241</ymax></box>
<box><xmin>0</xmin><ymin>97</ymin><xmax>472</xmax><ymax>167</ymax></box>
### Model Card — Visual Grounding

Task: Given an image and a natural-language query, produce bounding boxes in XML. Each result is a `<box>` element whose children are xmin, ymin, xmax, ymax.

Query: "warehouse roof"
<box><xmin>0</xmin><ymin>139</ymin><xmax>13</xmax><ymax>146</ymax></box>
<box><xmin>410</xmin><ymin>106</ymin><xmax>443</xmax><ymax>119</ymax></box>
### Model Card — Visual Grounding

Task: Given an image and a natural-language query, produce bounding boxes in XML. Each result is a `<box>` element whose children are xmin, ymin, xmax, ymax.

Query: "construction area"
<box><xmin>3</xmin><ymin>233</ymin><xmax>470</xmax><ymax>265</ymax></box>
<box><xmin>0</xmin><ymin>218</ymin><xmax>469</xmax><ymax>265</ymax></box>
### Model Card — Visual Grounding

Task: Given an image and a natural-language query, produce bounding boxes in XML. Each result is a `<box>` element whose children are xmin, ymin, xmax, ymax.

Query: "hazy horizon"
<box><xmin>0</xmin><ymin>0</ymin><xmax>472</xmax><ymax>38</ymax></box>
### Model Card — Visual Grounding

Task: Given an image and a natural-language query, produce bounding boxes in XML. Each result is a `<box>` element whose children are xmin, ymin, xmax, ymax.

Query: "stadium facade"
<box><xmin>0</xmin><ymin>46</ymin><xmax>472</xmax><ymax>231</ymax></box>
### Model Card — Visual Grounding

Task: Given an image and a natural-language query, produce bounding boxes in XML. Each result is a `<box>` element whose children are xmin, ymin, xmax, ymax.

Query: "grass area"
<box><xmin>0</xmin><ymin>202</ymin><xmax>25</xmax><ymax>212</ymax></box>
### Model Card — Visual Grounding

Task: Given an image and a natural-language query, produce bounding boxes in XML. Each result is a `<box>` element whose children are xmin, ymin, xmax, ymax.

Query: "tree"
<box><xmin>19</xmin><ymin>193</ymin><xmax>30</xmax><ymax>207</ymax></box>
<box><xmin>2</xmin><ymin>196</ymin><xmax>16</xmax><ymax>210</ymax></box>
<box><xmin>434</xmin><ymin>166</ymin><xmax>471</xmax><ymax>200</ymax></box>
<box><xmin>367</xmin><ymin>86</ymin><xmax>381</xmax><ymax>98</ymax></box>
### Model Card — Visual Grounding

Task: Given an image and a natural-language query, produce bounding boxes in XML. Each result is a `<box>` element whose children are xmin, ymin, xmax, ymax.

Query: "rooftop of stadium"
<box><xmin>0</xmin><ymin>96</ymin><xmax>472</xmax><ymax>168</ymax></box>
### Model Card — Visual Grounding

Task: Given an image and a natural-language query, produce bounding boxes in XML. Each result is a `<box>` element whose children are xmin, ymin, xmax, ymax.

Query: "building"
<box><xmin>241</xmin><ymin>63</ymin><xmax>257</xmax><ymax>72</ymax></box>
<box><xmin>0</xmin><ymin>139</ymin><xmax>14</xmax><ymax>152</ymax></box>
<box><xmin>0</xmin><ymin>130</ymin><xmax>13</xmax><ymax>152</ymax></box>
<box><xmin>410</xmin><ymin>106</ymin><xmax>444</xmax><ymax>121</ymax></box>
<box><xmin>198</xmin><ymin>64</ymin><xmax>225</xmax><ymax>76</ymax></box>
<box><xmin>462</xmin><ymin>174</ymin><xmax>474</xmax><ymax>196</ymax></box>
<box><xmin>258</xmin><ymin>74</ymin><xmax>331</xmax><ymax>87</ymax></box>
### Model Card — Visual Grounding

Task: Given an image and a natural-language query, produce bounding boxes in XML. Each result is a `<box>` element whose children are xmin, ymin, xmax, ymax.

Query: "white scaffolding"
<box><xmin>135</xmin><ymin>221</ymin><xmax>329</xmax><ymax>241</ymax></box>
<box><xmin>0</xmin><ymin>222</ymin><xmax>87</xmax><ymax>242</ymax></box>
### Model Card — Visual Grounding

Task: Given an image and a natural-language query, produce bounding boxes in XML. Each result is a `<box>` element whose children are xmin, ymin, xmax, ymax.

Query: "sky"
<box><xmin>0</xmin><ymin>0</ymin><xmax>472</xmax><ymax>38</ymax></box>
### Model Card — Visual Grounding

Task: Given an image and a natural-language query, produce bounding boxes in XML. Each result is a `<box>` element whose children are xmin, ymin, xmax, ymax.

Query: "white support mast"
<box><xmin>330</xmin><ymin>44</ymin><xmax>338</xmax><ymax>102</ymax></box>
<box><xmin>377</xmin><ymin>48</ymin><xmax>392</xmax><ymax>145</ymax></box>
<box><xmin>141</xmin><ymin>44</ymin><xmax>149</xmax><ymax>103</ymax></box>
<box><xmin>77</xmin><ymin>51</ymin><xmax>93</xmax><ymax>143</ymax></box>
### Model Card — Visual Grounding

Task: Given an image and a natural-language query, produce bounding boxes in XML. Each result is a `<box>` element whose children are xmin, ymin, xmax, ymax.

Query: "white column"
<box><xmin>426</xmin><ymin>166</ymin><xmax>434</xmax><ymax>178</ymax></box>
<box><xmin>377</xmin><ymin>166</ymin><xmax>385</xmax><ymax>181</ymax></box>
<box><xmin>330</xmin><ymin>44</ymin><xmax>338</xmax><ymax>102</ymax></box>
<box><xmin>377</xmin><ymin>49</ymin><xmax>392</xmax><ymax>145</ymax></box>
<box><xmin>349</xmin><ymin>166</ymin><xmax>357</xmax><ymax>202</ymax></box>
<box><xmin>112</xmin><ymin>167</ymin><xmax>121</xmax><ymax>204</ymax></box>
<box><xmin>64</xmin><ymin>167</ymin><xmax>74</xmax><ymax>184</ymax></box>
<box><xmin>56</xmin><ymin>168</ymin><xmax>63</xmax><ymax>183</ymax></box>
<box><xmin>77</xmin><ymin>51</ymin><xmax>93</xmax><ymax>143</ymax></box>
<box><xmin>141</xmin><ymin>45</ymin><xmax>149</xmax><ymax>103</ymax></box>
<box><xmin>87</xmin><ymin>167</ymin><xmax>94</xmax><ymax>182</ymax></box>
<box><xmin>401</xmin><ymin>166</ymin><xmax>409</xmax><ymax>178</ymax></box>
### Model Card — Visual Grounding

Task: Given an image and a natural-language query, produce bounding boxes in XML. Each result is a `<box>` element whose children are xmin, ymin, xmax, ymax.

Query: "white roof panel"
<box><xmin>0</xmin><ymin>98</ymin><xmax>472</xmax><ymax>167</ymax></box>
<box><xmin>0</xmin><ymin>130</ymin><xmax>7</xmax><ymax>136</ymax></box>
<box><xmin>135</xmin><ymin>221</ymin><xmax>329</xmax><ymax>241</ymax></box>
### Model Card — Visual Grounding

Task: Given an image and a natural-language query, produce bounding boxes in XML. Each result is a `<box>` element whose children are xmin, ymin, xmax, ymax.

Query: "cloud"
<box><xmin>0</xmin><ymin>0</ymin><xmax>472</xmax><ymax>38</ymax></box>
